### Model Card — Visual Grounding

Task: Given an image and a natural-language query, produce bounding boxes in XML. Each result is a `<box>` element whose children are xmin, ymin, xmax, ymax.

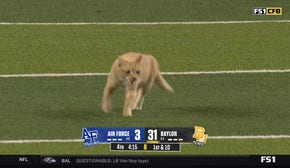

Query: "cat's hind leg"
<box><xmin>133</xmin><ymin>82</ymin><xmax>153</xmax><ymax>110</ymax></box>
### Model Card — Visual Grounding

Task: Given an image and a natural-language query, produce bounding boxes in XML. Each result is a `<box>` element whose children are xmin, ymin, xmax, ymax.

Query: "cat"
<box><xmin>102</xmin><ymin>52</ymin><xmax>174</xmax><ymax>117</ymax></box>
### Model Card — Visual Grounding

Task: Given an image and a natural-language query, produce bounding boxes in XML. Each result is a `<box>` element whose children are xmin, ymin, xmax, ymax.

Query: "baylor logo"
<box><xmin>193</xmin><ymin>126</ymin><xmax>208</xmax><ymax>146</ymax></box>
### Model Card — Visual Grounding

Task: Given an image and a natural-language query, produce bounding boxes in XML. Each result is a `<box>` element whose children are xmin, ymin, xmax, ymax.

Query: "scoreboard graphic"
<box><xmin>81</xmin><ymin>126</ymin><xmax>208</xmax><ymax>152</ymax></box>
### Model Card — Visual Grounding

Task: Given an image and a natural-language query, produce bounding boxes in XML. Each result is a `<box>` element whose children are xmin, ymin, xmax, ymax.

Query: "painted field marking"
<box><xmin>0</xmin><ymin>139</ymin><xmax>82</xmax><ymax>144</ymax></box>
<box><xmin>1</xmin><ymin>135</ymin><xmax>290</xmax><ymax>144</ymax></box>
<box><xmin>0</xmin><ymin>20</ymin><xmax>290</xmax><ymax>25</ymax></box>
<box><xmin>209</xmin><ymin>135</ymin><xmax>290</xmax><ymax>140</ymax></box>
<box><xmin>1</xmin><ymin>69</ymin><xmax>290</xmax><ymax>78</ymax></box>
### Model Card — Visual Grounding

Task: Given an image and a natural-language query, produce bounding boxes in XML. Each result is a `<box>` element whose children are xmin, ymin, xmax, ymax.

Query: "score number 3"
<box><xmin>134</xmin><ymin>129</ymin><xmax>141</xmax><ymax>140</ymax></box>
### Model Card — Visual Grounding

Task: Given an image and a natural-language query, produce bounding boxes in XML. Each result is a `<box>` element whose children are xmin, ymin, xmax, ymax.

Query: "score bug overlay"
<box><xmin>81</xmin><ymin>126</ymin><xmax>208</xmax><ymax>152</ymax></box>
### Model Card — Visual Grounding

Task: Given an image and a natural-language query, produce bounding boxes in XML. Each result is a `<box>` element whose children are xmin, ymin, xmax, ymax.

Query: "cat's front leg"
<box><xmin>123</xmin><ymin>87</ymin><xmax>137</xmax><ymax>117</ymax></box>
<box><xmin>102</xmin><ymin>84</ymin><xmax>116</xmax><ymax>113</ymax></box>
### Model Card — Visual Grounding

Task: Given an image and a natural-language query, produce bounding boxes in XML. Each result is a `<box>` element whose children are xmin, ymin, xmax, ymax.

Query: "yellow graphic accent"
<box><xmin>267</xmin><ymin>8</ymin><xmax>282</xmax><ymax>15</ymax></box>
<box><xmin>146</xmin><ymin>140</ymin><xmax>160</xmax><ymax>143</ymax></box>
<box><xmin>144</xmin><ymin>144</ymin><xmax>147</xmax><ymax>150</ymax></box>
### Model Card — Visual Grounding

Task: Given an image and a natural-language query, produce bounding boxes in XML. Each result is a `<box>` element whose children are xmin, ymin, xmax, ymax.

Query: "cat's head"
<box><xmin>118</xmin><ymin>55</ymin><xmax>143</xmax><ymax>85</ymax></box>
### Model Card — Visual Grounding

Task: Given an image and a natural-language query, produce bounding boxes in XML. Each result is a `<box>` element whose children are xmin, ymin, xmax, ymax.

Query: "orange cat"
<box><xmin>102</xmin><ymin>52</ymin><xmax>174</xmax><ymax>117</ymax></box>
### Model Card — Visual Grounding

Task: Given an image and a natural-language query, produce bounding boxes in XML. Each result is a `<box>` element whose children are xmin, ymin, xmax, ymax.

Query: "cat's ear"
<box><xmin>136</xmin><ymin>55</ymin><xmax>142</xmax><ymax>65</ymax></box>
<box><xmin>118</xmin><ymin>56</ymin><xmax>123</xmax><ymax>67</ymax></box>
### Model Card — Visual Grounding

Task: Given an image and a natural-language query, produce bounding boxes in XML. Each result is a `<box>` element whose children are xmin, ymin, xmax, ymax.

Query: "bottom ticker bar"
<box><xmin>0</xmin><ymin>155</ymin><xmax>290</xmax><ymax>168</ymax></box>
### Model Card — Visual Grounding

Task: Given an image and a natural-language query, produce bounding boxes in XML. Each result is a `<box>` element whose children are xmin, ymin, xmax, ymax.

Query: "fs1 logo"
<box><xmin>261</xmin><ymin>156</ymin><xmax>276</xmax><ymax>163</ymax></box>
<box><xmin>253</xmin><ymin>8</ymin><xmax>266</xmax><ymax>15</ymax></box>
<box><xmin>253</xmin><ymin>7</ymin><xmax>282</xmax><ymax>15</ymax></box>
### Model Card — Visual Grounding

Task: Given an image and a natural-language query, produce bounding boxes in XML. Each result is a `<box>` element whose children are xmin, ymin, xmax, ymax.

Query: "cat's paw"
<box><xmin>123</xmin><ymin>111</ymin><xmax>132</xmax><ymax>117</ymax></box>
<box><xmin>102</xmin><ymin>102</ymin><xmax>111</xmax><ymax>113</ymax></box>
<box><xmin>133</xmin><ymin>107</ymin><xmax>142</xmax><ymax>110</ymax></box>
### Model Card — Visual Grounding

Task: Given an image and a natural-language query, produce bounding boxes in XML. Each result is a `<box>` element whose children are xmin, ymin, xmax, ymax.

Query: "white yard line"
<box><xmin>1</xmin><ymin>69</ymin><xmax>290</xmax><ymax>78</ymax></box>
<box><xmin>0</xmin><ymin>139</ymin><xmax>82</xmax><ymax>144</ymax></box>
<box><xmin>0</xmin><ymin>20</ymin><xmax>290</xmax><ymax>25</ymax></box>
<box><xmin>1</xmin><ymin>135</ymin><xmax>290</xmax><ymax>144</ymax></box>
<box><xmin>209</xmin><ymin>135</ymin><xmax>290</xmax><ymax>140</ymax></box>
<box><xmin>0</xmin><ymin>73</ymin><xmax>107</xmax><ymax>78</ymax></box>
<box><xmin>162</xmin><ymin>69</ymin><xmax>290</xmax><ymax>75</ymax></box>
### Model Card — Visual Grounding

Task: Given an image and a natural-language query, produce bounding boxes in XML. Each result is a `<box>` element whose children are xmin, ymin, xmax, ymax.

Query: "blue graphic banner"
<box><xmin>82</xmin><ymin>127</ymin><xmax>145</xmax><ymax>147</ymax></box>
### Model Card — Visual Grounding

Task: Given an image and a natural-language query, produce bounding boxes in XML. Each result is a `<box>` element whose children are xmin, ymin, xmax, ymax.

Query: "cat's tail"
<box><xmin>154</xmin><ymin>73</ymin><xmax>174</xmax><ymax>93</ymax></box>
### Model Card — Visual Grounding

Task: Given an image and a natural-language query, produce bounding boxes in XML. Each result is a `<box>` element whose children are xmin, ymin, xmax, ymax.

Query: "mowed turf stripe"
<box><xmin>0</xmin><ymin>0</ymin><xmax>289</xmax><ymax>23</ymax></box>
<box><xmin>1</xmin><ymin>69</ymin><xmax>290</xmax><ymax>78</ymax></box>
<box><xmin>1</xmin><ymin>20</ymin><xmax>290</xmax><ymax>25</ymax></box>
<box><xmin>1</xmin><ymin>23</ymin><xmax>290</xmax><ymax>74</ymax></box>
<box><xmin>1</xmin><ymin>73</ymin><xmax>290</xmax><ymax>139</ymax></box>
<box><xmin>2</xmin><ymin>139</ymin><xmax>290</xmax><ymax>155</ymax></box>
<box><xmin>1</xmin><ymin>135</ymin><xmax>290</xmax><ymax>144</ymax></box>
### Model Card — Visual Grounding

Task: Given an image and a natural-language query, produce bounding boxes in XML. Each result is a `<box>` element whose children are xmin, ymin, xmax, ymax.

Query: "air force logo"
<box><xmin>81</xmin><ymin>128</ymin><xmax>99</xmax><ymax>146</ymax></box>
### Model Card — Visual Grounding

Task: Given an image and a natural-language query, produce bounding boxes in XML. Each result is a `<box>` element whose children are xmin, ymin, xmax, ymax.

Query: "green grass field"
<box><xmin>0</xmin><ymin>0</ymin><xmax>290</xmax><ymax>155</ymax></box>
<box><xmin>0</xmin><ymin>0</ymin><xmax>288</xmax><ymax>22</ymax></box>
<box><xmin>2</xmin><ymin>139</ymin><xmax>290</xmax><ymax>155</ymax></box>
<box><xmin>1</xmin><ymin>23</ymin><xmax>290</xmax><ymax>74</ymax></box>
